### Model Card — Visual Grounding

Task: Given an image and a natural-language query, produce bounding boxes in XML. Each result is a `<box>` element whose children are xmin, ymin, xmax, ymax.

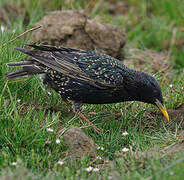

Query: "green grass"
<box><xmin>0</xmin><ymin>0</ymin><xmax>184</xmax><ymax>179</ymax></box>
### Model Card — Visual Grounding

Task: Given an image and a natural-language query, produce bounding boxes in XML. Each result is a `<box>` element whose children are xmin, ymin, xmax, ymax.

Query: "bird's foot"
<box><xmin>77</xmin><ymin>112</ymin><xmax>101</xmax><ymax>133</ymax></box>
<box><xmin>72</xmin><ymin>102</ymin><xmax>81</xmax><ymax>113</ymax></box>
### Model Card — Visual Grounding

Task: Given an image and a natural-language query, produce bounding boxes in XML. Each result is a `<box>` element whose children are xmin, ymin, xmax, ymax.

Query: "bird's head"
<box><xmin>133</xmin><ymin>71</ymin><xmax>169</xmax><ymax>122</ymax></box>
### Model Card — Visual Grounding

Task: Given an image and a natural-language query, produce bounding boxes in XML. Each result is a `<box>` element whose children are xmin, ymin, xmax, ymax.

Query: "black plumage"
<box><xmin>5</xmin><ymin>44</ymin><xmax>169</xmax><ymax>122</ymax></box>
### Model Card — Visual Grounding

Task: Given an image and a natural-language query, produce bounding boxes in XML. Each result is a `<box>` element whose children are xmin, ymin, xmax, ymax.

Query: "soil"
<box><xmin>157</xmin><ymin>104</ymin><xmax>184</xmax><ymax>129</ymax></box>
<box><xmin>124</xmin><ymin>49</ymin><xmax>173</xmax><ymax>74</ymax></box>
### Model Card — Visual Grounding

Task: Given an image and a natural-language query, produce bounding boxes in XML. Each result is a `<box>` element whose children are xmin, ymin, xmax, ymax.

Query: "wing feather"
<box><xmin>15</xmin><ymin>45</ymin><xmax>124</xmax><ymax>89</ymax></box>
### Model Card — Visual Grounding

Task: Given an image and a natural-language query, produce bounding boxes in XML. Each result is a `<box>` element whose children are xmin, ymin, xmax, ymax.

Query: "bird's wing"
<box><xmin>75</xmin><ymin>52</ymin><xmax>125</xmax><ymax>88</ymax></box>
<box><xmin>16</xmin><ymin>45</ymin><xmax>124</xmax><ymax>89</ymax></box>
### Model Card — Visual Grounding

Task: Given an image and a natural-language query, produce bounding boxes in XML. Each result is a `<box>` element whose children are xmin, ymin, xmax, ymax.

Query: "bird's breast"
<box><xmin>41</xmin><ymin>68</ymin><xmax>135</xmax><ymax>104</ymax></box>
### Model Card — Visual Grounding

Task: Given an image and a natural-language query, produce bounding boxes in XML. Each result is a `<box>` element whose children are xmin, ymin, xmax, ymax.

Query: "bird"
<box><xmin>5</xmin><ymin>44</ymin><xmax>169</xmax><ymax>132</ymax></box>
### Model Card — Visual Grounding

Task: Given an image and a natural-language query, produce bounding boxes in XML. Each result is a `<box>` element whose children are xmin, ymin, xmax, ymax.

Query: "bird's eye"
<box><xmin>153</xmin><ymin>90</ymin><xmax>158</xmax><ymax>95</ymax></box>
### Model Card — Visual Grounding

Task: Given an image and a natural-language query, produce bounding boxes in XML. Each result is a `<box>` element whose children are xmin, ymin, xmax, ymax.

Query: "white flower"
<box><xmin>17</xmin><ymin>99</ymin><xmax>21</xmax><ymax>103</ymax></box>
<box><xmin>96</xmin><ymin>156</ymin><xmax>102</xmax><ymax>160</ymax></box>
<box><xmin>1</xmin><ymin>25</ymin><xmax>5</xmax><ymax>32</ymax></box>
<box><xmin>122</xmin><ymin>147</ymin><xmax>129</xmax><ymax>152</ymax></box>
<box><xmin>11</xmin><ymin>162</ymin><xmax>18</xmax><ymax>166</ymax></box>
<box><xmin>122</xmin><ymin>131</ymin><xmax>129</xmax><ymax>136</ymax></box>
<box><xmin>96</xmin><ymin>146</ymin><xmax>105</xmax><ymax>151</ymax></box>
<box><xmin>97</xmin><ymin>146</ymin><xmax>104</xmax><ymax>150</ymax></box>
<box><xmin>85</xmin><ymin>166</ymin><xmax>93</xmax><ymax>172</ymax></box>
<box><xmin>93</xmin><ymin>168</ymin><xmax>100</xmax><ymax>172</ymax></box>
<box><xmin>169</xmin><ymin>171</ymin><xmax>174</xmax><ymax>175</ymax></box>
<box><xmin>57</xmin><ymin>160</ymin><xmax>64</xmax><ymax>165</ymax></box>
<box><xmin>169</xmin><ymin>84</ymin><xmax>173</xmax><ymax>88</ymax></box>
<box><xmin>56</xmin><ymin>139</ymin><xmax>61</xmax><ymax>144</ymax></box>
<box><xmin>47</xmin><ymin>128</ymin><xmax>54</xmax><ymax>132</ymax></box>
<box><xmin>47</xmin><ymin>91</ymin><xmax>52</xmax><ymax>95</ymax></box>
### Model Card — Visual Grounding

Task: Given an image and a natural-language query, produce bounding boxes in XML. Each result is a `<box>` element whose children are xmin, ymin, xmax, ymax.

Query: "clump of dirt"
<box><xmin>124</xmin><ymin>49</ymin><xmax>173</xmax><ymax>74</ymax></box>
<box><xmin>30</xmin><ymin>10</ymin><xmax>126</xmax><ymax>60</ymax></box>
<box><xmin>63</xmin><ymin>127</ymin><xmax>96</xmax><ymax>159</ymax></box>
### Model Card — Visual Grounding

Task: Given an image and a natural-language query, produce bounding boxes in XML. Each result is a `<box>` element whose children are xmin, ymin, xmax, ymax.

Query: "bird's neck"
<box><xmin>121</xmin><ymin>69</ymin><xmax>145</xmax><ymax>101</ymax></box>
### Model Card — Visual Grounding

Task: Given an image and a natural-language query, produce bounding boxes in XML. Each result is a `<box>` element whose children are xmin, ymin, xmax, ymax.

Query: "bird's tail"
<box><xmin>5</xmin><ymin>60</ymin><xmax>45</xmax><ymax>80</ymax></box>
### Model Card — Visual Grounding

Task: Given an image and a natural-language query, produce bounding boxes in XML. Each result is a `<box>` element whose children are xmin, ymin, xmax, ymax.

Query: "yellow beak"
<box><xmin>155</xmin><ymin>100</ymin><xmax>170</xmax><ymax>122</ymax></box>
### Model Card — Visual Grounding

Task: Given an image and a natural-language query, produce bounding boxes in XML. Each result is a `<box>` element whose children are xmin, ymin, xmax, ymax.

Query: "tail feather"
<box><xmin>6</xmin><ymin>60</ymin><xmax>35</xmax><ymax>67</ymax></box>
<box><xmin>5</xmin><ymin>60</ymin><xmax>45</xmax><ymax>80</ymax></box>
<box><xmin>5</xmin><ymin>44</ymin><xmax>87</xmax><ymax>82</ymax></box>
<box><xmin>5</xmin><ymin>69</ymin><xmax>29</xmax><ymax>80</ymax></box>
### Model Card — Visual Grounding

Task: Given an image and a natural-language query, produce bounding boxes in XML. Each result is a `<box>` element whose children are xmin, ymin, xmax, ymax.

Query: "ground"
<box><xmin>0</xmin><ymin>0</ymin><xmax>184</xmax><ymax>179</ymax></box>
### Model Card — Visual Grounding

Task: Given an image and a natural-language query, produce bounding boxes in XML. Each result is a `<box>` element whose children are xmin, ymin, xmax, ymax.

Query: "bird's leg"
<box><xmin>63</xmin><ymin>99</ymin><xmax>101</xmax><ymax>133</ymax></box>
<box><xmin>77</xmin><ymin>112</ymin><xmax>101</xmax><ymax>133</ymax></box>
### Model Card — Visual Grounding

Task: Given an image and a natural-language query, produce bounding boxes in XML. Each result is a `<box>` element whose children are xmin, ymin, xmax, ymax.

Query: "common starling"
<box><xmin>5</xmin><ymin>45</ymin><xmax>169</xmax><ymax>132</ymax></box>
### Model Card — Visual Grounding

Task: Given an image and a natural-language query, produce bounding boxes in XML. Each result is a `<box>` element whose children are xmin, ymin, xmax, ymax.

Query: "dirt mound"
<box><xmin>63</xmin><ymin>127</ymin><xmax>96</xmax><ymax>159</ymax></box>
<box><xmin>30</xmin><ymin>10</ymin><xmax>126</xmax><ymax>60</ymax></box>
<box><xmin>124</xmin><ymin>49</ymin><xmax>172</xmax><ymax>74</ymax></box>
